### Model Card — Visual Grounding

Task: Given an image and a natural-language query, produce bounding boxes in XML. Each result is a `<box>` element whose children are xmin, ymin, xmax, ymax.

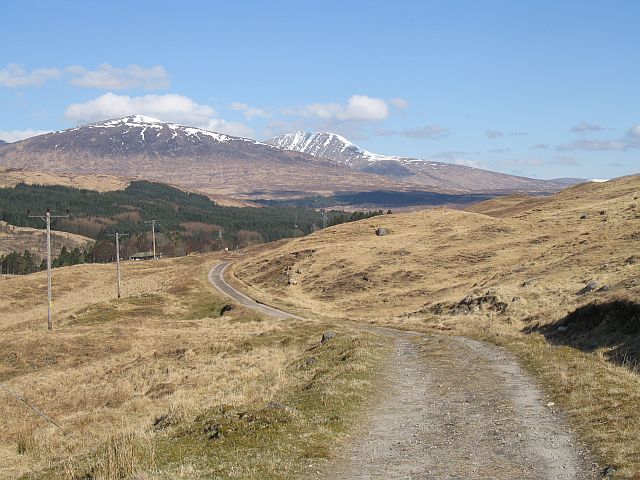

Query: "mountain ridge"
<box><xmin>0</xmin><ymin>117</ymin><xmax>577</xmax><ymax>208</ymax></box>
<box><xmin>266</xmin><ymin>130</ymin><xmax>582</xmax><ymax>192</ymax></box>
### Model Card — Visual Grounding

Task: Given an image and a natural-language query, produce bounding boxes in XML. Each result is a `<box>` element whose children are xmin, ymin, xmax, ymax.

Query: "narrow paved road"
<box><xmin>208</xmin><ymin>263</ymin><xmax>596</xmax><ymax>479</ymax></box>
<box><xmin>208</xmin><ymin>262</ymin><xmax>301</xmax><ymax>319</ymax></box>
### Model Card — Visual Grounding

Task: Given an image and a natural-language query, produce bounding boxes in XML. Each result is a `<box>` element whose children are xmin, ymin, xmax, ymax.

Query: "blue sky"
<box><xmin>1</xmin><ymin>0</ymin><xmax>638</xmax><ymax>180</ymax></box>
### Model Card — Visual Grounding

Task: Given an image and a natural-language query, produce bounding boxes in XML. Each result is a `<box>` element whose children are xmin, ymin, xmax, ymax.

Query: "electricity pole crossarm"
<box><xmin>108</xmin><ymin>233</ymin><xmax>129</xmax><ymax>298</ymax></box>
<box><xmin>27</xmin><ymin>208</ymin><xmax>70</xmax><ymax>331</ymax></box>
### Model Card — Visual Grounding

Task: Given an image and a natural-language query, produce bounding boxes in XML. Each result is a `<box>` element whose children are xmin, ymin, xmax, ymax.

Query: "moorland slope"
<box><xmin>232</xmin><ymin>174</ymin><xmax>640</xmax><ymax>476</ymax></box>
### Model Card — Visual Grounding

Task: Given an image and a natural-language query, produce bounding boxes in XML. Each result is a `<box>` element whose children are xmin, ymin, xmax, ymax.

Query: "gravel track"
<box><xmin>208</xmin><ymin>263</ymin><xmax>597</xmax><ymax>479</ymax></box>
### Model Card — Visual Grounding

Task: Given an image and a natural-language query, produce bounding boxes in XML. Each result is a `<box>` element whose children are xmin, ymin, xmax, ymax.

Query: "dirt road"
<box><xmin>208</xmin><ymin>263</ymin><xmax>596</xmax><ymax>479</ymax></box>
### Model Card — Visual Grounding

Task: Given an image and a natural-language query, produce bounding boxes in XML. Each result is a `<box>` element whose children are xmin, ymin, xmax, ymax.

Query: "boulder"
<box><xmin>375</xmin><ymin>228</ymin><xmax>388</xmax><ymax>236</ymax></box>
<box><xmin>321</xmin><ymin>331</ymin><xmax>336</xmax><ymax>343</ymax></box>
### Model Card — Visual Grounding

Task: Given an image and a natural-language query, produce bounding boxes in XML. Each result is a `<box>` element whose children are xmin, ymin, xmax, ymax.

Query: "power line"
<box><xmin>0</xmin><ymin>382</ymin><xmax>73</xmax><ymax>437</ymax></box>
<box><xmin>27</xmin><ymin>208</ymin><xmax>70</xmax><ymax>331</ymax></box>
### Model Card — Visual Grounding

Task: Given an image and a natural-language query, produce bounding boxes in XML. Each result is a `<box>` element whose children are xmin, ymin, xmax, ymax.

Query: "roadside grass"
<box><xmin>0</xmin><ymin>255</ymin><xmax>387</xmax><ymax>479</ymax></box>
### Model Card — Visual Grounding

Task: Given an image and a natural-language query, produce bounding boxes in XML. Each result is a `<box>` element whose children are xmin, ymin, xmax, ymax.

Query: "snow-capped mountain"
<box><xmin>0</xmin><ymin>116</ymin><xmax>419</xmax><ymax>199</ymax></box>
<box><xmin>266</xmin><ymin>131</ymin><xmax>396</xmax><ymax>168</ymax></box>
<box><xmin>267</xmin><ymin>131</ymin><xmax>576</xmax><ymax>193</ymax></box>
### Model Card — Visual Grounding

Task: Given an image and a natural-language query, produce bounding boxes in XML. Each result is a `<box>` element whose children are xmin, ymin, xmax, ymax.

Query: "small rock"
<box><xmin>602</xmin><ymin>466</ymin><xmax>616</xmax><ymax>477</ymax></box>
<box><xmin>266</xmin><ymin>401</ymin><xmax>294</xmax><ymax>413</ymax></box>
<box><xmin>557</xmin><ymin>325</ymin><xmax>568</xmax><ymax>333</ymax></box>
<box><xmin>522</xmin><ymin>279</ymin><xmax>536</xmax><ymax>287</ymax></box>
<box><xmin>220</xmin><ymin>304</ymin><xmax>234</xmax><ymax>315</ymax></box>
<box><xmin>362</xmin><ymin>274</ymin><xmax>370</xmax><ymax>281</ymax></box>
<box><xmin>295</xmin><ymin>268</ymin><xmax>302</xmax><ymax>274</ymax></box>
<box><xmin>288</xmin><ymin>278</ymin><xmax>298</xmax><ymax>286</ymax></box>
<box><xmin>321</xmin><ymin>331</ymin><xmax>336</xmax><ymax>343</ymax></box>
<box><xmin>580</xmin><ymin>214</ymin><xmax>588</xmax><ymax>220</ymax></box>
<box><xmin>304</xmin><ymin>356</ymin><xmax>318</xmax><ymax>367</ymax></box>
<box><xmin>599</xmin><ymin>210</ymin><xmax>606</xmax><ymax>215</ymax></box>
<box><xmin>546</xmin><ymin>402</ymin><xmax>555</xmax><ymax>407</ymax></box>
<box><xmin>375</xmin><ymin>228</ymin><xmax>388</xmax><ymax>236</ymax></box>
<box><xmin>576</xmin><ymin>280</ymin><xmax>598</xmax><ymax>295</ymax></box>
<box><xmin>204</xmin><ymin>423</ymin><xmax>222</xmax><ymax>440</ymax></box>
<box><xmin>597</xmin><ymin>284</ymin><xmax>610</xmax><ymax>292</ymax></box>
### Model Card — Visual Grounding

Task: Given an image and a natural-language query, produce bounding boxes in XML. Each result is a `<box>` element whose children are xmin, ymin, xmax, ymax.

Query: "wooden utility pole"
<box><xmin>109</xmin><ymin>233</ymin><xmax>129</xmax><ymax>298</ymax></box>
<box><xmin>144</xmin><ymin>220</ymin><xmax>159</xmax><ymax>259</ymax></box>
<box><xmin>27</xmin><ymin>208</ymin><xmax>70</xmax><ymax>330</ymax></box>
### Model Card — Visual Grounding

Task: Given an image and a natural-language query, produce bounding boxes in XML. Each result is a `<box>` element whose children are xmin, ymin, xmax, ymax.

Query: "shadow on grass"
<box><xmin>525</xmin><ymin>300</ymin><xmax>640</xmax><ymax>371</ymax></box>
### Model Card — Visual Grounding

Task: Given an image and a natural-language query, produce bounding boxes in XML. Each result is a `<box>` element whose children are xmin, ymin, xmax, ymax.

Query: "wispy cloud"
<box><xmin>486</xmin><ymin>129</ymin><xmax>503</xmax><ymax>139</ymax></box>
<box><xmin>531</xmin><ymin>143</ymin><xmax>548</xmax><ymax>149</ymax></box>
<box><xmin>557</xmin><ymin>139</ymin><xmax>627</xmax><ymax>151</ymax></box>
<box><xmin>388</xmin><ymin>97</ymin><xmax>409</xmax><ymax>109</ymax></box>
<box><xmin>0</xmin><ymin>63</ymin><xmax>60</xmax><ymax>87</ymax></box>
<box><xmin>428</xmin><ymin>150</ymin><xmax>467</xmax><ymax>160</ymax></box>
<box><xmin>0</xmin><ymin>63</ymin><xmax>169</xmax><ymax>90</ymax></box>
<box><xmin>570</xmin><ymin>121</ymin><xmax>607</xmax><ymax>133</ymax></box>
<box><xmin>0</xmin><ymin>129</ymin><xmax>50</xmax><ymax>142</ymax></box>
<box><xmin>376</xmin><ymin>124</ymin><xmax>448</xmax><ymax>140</ymax></box>
<box><xmin>67</xmin><ymin>64</ymin><xmax>170</xmax><ymax>90</ymax></box>
<box><xmin>229</xmin><ymin>102</ymin><xmax>270</xmax><ymax>119</ymax></box>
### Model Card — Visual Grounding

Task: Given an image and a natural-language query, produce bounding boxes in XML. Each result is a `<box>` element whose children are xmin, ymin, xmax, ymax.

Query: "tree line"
<box><xmin>0</xmin><ymin>181</ymin><xmax>389</xmax><ymax>273</ymax></box>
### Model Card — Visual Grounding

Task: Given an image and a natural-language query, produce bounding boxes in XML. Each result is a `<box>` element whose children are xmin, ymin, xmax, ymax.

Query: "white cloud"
<box><xmin>486</xmin><ymin>129</ymin><xmax>503</xmax><ymax>139</ymax></box>
<box><xmin>229</xmin><ymin>102</ymin><xmax>270</xmax><ymax>119</ymax></box>
<box><xmin>0</xmin><ymin>63</ymin><xmax>60</xmax><ymax>87</ymax></box>
<box><xmin>64</xmin><ymin>92</ymin><xmax>253</xmax><ymax>137</ymax></box>
<box><xmin>285</xmin><ymin>94</ymin><xmax>390</xmax><ymax>122</ymax></box>
<box><xmin>628</xmin><ymin>124</ymin><xmax>640</xmax><ymax>138</ymax></box>
<box><xmin>343</xmin><ymin>95</ymin><xmax>389</xmax><ymax>121</ymax></box>
<box><xmin>67</xmin><ymin>64</ymin><xmax>170</xmax><ymax>90</ymax></box>
<box><xmin>203</xmin><ymin>118</ymin><xmax>254</xmax><ymax>138</ymax></box>
<box><xmin>389</xmin><ymin>97</ymin><xmax>409</xmax><ymax>109</ymax></box>
<box><xmin>65</xmin><ymin>92</ymin><xmax>216</xmax><ymax>124</ymax></box>
<box><xmin>0</xmin><ymin>129</ymin><xmax>49</xmax><ymax>142</ymax></box>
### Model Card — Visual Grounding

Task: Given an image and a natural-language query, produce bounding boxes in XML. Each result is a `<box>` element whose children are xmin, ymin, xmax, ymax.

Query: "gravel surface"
<box><xmin>209</xmin><ymin>264</ymin><xmax>597</xmax><ymax>479</ymax></box>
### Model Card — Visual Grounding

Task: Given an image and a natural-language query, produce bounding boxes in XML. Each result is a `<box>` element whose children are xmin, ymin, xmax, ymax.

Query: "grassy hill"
<box><xmin>0</xmin><ymin>252</ymin><xmax>386</xmax><ymax>479</ymax></box>
<box><xmin>232</xmin><ymin>174</ymin><xmax>640</xmax><ymax>477</ymax></box>
<box><xmin>0</xmin><ymin>221</ymin><xmax>92</xmax><ymax>258</ymax></box>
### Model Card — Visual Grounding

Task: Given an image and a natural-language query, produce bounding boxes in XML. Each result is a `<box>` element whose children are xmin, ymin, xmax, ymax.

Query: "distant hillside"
<box><xmin>0</xmin><ymin>220</ymin><xmax>92</xmax><ymax>257</ymax></box>
<box><xmin>0</xmin><ymin>181</ymin><xmax>375</xmax><ymax>255</ymax></box>
<box><xmin>0</xmin><ymin>167</ymin><xmax>130</xmax><ymax>192</ymax></box>
<box><xmin>266</xmin><ymin>131</ymin><xmax>579</xmax><ymax>193</ymax></box>
<box><xmin>234</xmin><ymin>173</ymin><xmax>640</xmax><ymax>343</ymax></box>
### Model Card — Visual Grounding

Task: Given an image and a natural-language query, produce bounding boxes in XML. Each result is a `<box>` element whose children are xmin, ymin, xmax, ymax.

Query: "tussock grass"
<box><xmin>0</xmin><ymin>253</ymin><xmax>386</xmax><ymax>479</ymax></box>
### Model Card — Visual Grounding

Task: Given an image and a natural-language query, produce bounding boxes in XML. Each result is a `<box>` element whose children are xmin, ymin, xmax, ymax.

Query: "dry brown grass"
<box><xmin>233</xmin><ymin>175</ymin><xmax>640</xmax><ymax>477</ymax></box>
<box><xmin>0</xmin><ymin>168</ymin><xmax>131</xmax><ymax>192</ymax></box>
<box><xmin>0</xmin><ymin>221</ymin><xmax>93</xmax><ymax>257</ymax></box>
<box><xmin>0</xmin><ymin>253</ymin><xmax>385</xmax><ymax>479</ymax></box>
